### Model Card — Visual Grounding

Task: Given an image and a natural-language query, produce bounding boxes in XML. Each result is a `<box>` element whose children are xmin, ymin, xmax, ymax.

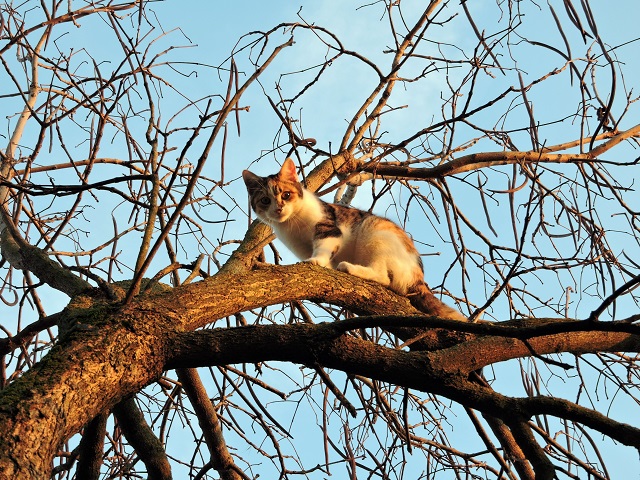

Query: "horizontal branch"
<box><xmin>1</xmin><ymin>175</ymin><xmax>153</xmax><ymax>197</ymax></box>
<box><xmin>332</xmin><ymin>314</ymin><xmax>640</xmax><ymax>337</ymax></box>
<box><xmin>364</xmin><ymin>122</ymin><xmax>640</xmax><ymax>180</ymax></box>
<box><xmin>364</xmin><ymin>150</ymin><xmax>584</xmax><ymax>179</ymax></box>
<box><xmin>167</xmin><ymin>321</ymin><xmax>640</xmax><ymax>451</ymax></box>
<box><xmin>13</xmin><ymin>158</ymin><xmax>144</xmax><ymax>176</ymax></box>
<box><xmin>433</xmin><ymin>327</ymin><xmax>640</xmax><ymax>374</ymax></box>
<box><xmin>163</xmin><ymin>263</ymin><xmax>421</xmax><ymax>332</ymax></box>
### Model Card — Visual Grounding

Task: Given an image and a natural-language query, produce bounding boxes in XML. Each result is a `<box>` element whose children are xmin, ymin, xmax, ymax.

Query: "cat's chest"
<box><xmin>270</xmin><ymin>196</ymin><xmax>325</xmax><ymax>259</ymax></box>
<box><xmin>272</xmin><ymin>220</ymin><xmax>317</xmax><ymax>260</ymax></box>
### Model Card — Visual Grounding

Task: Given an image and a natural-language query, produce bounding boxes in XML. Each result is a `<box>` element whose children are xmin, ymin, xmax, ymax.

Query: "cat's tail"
<box><xmin>408</xmin><ymin>281</ymin><xmax>468</xmax><ymax>321</ymax></box>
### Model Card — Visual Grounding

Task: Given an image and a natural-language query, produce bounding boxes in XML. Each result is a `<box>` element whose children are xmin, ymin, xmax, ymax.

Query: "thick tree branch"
<box><xmin>167</xmin><ymin>321</ymin><xmax>640</xmax><ymax>450</ymax></box>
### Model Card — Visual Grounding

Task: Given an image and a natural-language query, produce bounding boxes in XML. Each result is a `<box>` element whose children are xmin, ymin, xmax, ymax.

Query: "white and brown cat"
<box><xmin>242</xmin><ymin>158</ymin><xmax>466</xmax><ymax>321</ymax></box>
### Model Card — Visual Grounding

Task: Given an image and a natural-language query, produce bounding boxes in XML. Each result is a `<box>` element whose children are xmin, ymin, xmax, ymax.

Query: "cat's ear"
<box><xmin>278</xmin><ymin>158</ymin><xmax>299</xmax><ymax>183</ymax></box>
<box><xmin>242</xmin><ymin>170</ymin><xmax>262</xmax><ymax>191</ymax></box>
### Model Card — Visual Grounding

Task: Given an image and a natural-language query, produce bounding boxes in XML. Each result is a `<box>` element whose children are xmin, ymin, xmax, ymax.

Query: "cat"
<box><xmin>242</xmin><ymin>158</ymin><xmax>467</xmax><ymax>321</ymax></box>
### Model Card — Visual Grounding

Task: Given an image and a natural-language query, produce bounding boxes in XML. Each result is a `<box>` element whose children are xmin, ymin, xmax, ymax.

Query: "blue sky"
<box><xmin>3</xmin><ymin>0</ymin><xmax>640</xmax><ymax>478</ymax></box>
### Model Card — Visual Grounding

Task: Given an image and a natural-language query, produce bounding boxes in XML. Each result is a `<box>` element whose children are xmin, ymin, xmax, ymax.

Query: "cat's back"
<box><xmin>320</xmin><ymin>202</ymin><xmax>371</xmax><ymax>232</ymax></box>
<box><xmin>325</xmin><ymin>202</ymin><xmax>419</xmax><ymax>258</ymax></box>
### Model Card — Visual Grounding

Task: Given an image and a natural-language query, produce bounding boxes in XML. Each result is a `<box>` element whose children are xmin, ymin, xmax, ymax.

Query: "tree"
<box><xmin>0</xmin><ymin>0</ymin><xmax>639</xmax><ymax>478</ymax></box>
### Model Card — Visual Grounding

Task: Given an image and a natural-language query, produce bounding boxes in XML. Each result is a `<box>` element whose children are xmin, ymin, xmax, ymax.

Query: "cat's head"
<box><xmin>242</xmin><ymin>158</ymin><xmax>304</xmax><ymax>224</ymax></box>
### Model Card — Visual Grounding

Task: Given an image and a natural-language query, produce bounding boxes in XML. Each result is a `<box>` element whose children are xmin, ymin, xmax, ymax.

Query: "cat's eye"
<box><xmin>281</xmin><ymin>192</ymin><xmax>291</xmax><ymax>200</ymax></box>
<box><xmin>260</xmin><ymin>197</ymin><xmax>270</xmax><ymax>205</ymax></box>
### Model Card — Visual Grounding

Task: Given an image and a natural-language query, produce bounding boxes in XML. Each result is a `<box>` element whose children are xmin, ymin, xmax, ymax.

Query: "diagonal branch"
<box><xmin>75</xmin><ymin>413</ymin><xmax>108</xmax><ymax>480</ymax></box>
<box><xmin>505</xmin><ymin>417</ymin><xmax>556</xmax><ymax>480</ymax></box>
<box><xmin>112</xmin><ymin>397</ymin><xmax>172</xmax><ymax>480</ymax></box>
<box><xmin>0</xmin><ymin>206</ymin><xmax>90</xmax><ymax>297</ymax></box>
<box><xmin>476</xmin><ymin>412</ymin><xmax>533</xmax><ymax>480</ymax></box>
<box><xmin>176</xmin><ymin>368</ymin><xmax>246</xmax><ymax>480</ymax></box>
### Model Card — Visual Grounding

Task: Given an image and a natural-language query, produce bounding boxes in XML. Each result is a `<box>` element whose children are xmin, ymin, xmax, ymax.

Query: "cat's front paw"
<box><xmin>336</xmin><ymin>261</ymin><xmax>354</xmax><ymax>274</ymax></box>
<box><xmin>305</xmin><ymin>257</ymin><xmax>330</xmax><ymax>267</ymax></box>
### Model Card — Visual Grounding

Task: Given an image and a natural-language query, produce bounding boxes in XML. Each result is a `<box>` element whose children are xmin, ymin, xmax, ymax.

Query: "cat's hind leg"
<box><xmin>336</xmin><ymin>261</ymin><xmax>391</xmax><ymax>287</ymax></box>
